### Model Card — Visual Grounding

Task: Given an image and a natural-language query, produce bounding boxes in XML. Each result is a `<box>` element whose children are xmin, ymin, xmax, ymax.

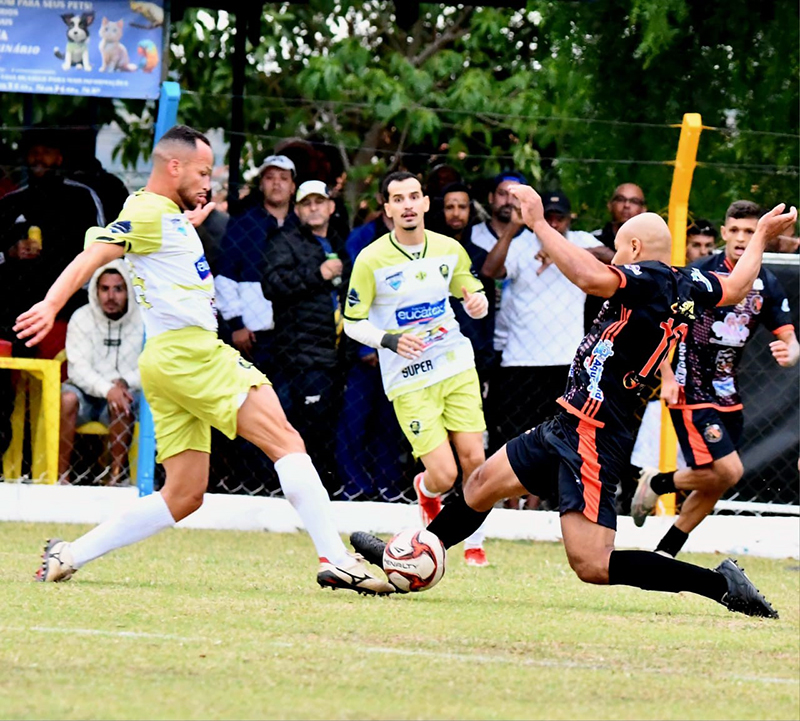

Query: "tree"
<box><xmin>2</xmin><ymin>1</ymin><xmax>796</xmax><ymax>226</ymax></box>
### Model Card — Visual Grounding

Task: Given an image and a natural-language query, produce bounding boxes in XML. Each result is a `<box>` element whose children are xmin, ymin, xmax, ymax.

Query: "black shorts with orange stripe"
<box><xmin>669</xmin><ymin>407</ymin><xmax>743</xmax><ymax>468</ymax></box>
<box><xmin>506</xmin><ymin>412</ymin><xmax>631</xmax><ymax>530</ymax></box>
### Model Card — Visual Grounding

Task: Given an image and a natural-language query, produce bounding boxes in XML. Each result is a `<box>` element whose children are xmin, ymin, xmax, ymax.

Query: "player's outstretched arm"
<box><xmin>510</xmin><ymin>185</ymin><xmax>620</xmax><ymax>298</ymax></box>
<box><xmin>14</xmin><ymin>242</ymin><xmax>125</xmax><ymax>347</ymax></box>
<box><xmin>721</xmin><ymin>203</ymin><xmax>797</xmax><ymax>306</ymax></box>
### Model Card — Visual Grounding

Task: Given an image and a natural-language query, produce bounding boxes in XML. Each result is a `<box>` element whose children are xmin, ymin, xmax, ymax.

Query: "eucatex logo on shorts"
<box><xmin>396</xmin><ymin>299</ymin><xmax>446</xmax><ymax>326</ymax></box>
<box><xmin>195</xmin><ymin>255</ymin><xmax>211</xmax><ymax>280</ymax></box>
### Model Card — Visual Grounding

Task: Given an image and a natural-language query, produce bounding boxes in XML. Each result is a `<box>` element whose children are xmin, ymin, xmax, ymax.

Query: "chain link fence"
<box><xmin>0</xmin><ymin>124</ymin><xmax>797</xmax><ymax>519</ymax></box>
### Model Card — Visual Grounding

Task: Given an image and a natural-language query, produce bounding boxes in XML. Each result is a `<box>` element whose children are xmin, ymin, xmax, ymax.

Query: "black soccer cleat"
<box><xmin>350</xmin><ymin>531</ymin><xmax>387</xmax><ymax>569</ymax></box>
<box><xmin>716</xmin><ymin>558</ymin><xmax>779</xmax><ymax>619</ymax></box>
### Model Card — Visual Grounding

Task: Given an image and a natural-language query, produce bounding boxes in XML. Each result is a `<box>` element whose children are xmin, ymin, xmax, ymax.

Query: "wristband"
<box><xmin>380</xmin><ymin>333</ymin><xmax>400</xmax><ymax>353</ymax></box>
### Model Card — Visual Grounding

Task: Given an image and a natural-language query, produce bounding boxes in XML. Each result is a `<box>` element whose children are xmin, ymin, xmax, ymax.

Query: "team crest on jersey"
<box><xmin>748</xmin><ymin>294</ymin><xmax>763</xmax><ymax>314</ymax></box>
<box><xmin>385</xmin><ymin>271</ymin><xmax>405</xmax><ymax>290</ymax></box>
<box><xmin>409</xmin><ymin>420</ymin><xmax>422</xmax><ymax>436</ymax></box>
<box><xmin>690</xmin><ymin>267</ymin><xmax>713</xmax><ymax>292</ymax></box>
<box><xmin>416</xmin><ymin>271</ymin><xmax>427</xmax><ymax>282</ymax></box>
<box><xmin>584</xmin><ymin>338</ymin><xmax>615</xmax><ymax>402</ymax></box>
<box><xmin>347</xmin><ymin>288</ymin><xmax>360</xmax><ymax>307</ymax></box>
<box><xmin>195</xmin><ymin>255</ymin><xmax>211</xmax><ymax>280</ymax></box>
<box><xmin>439</xmin><ymin>264</ymin><xmax>450</xmax><ymax>279</ymax></box>
<box><xmin>753</xmin><ymin>278</ymin><xmax>764</xmax><ymax>291</ymax></box>
<box><xmin>237</xmin><ymin>357</ymin><xmax>254</xmax><ymax>370</ymax></box>
<box><xmin>169</xmin><ymin>217</ymin><xmax>188</xmax><ymax>236</ymax></box>
<box><xmin>109</xmin><ymin>220</ymin><xmax>132</xmax><ymax>234</ymax></box>
<box><xmin>703</xmin><ymin>424</ymin><xmax>723</xmax><ymax>443</ymax></box>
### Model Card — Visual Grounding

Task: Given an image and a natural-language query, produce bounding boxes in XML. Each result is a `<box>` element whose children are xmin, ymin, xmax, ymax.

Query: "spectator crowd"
<box><xmin>0</xmin><ymin>126</ymin><xmax>797</xmax><ymax>507</ymax></box>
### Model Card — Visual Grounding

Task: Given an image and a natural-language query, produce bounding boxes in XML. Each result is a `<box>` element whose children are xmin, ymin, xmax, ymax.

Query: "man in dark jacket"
<box><xmin>262</xmin><ymin>180</ymin><xmax>349</xmax><ymax>491</ymax></box>
<box><xmin>0</xmin><ymin>129</ymin><xmax>105</xmax><ymax>353</ymax></box>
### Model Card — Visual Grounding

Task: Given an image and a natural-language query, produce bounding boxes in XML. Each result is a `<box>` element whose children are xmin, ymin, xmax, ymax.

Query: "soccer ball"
<box><xmin>383</xmin><ymin>528</ymin><xmax>446</xmax><ymax>593</ymax></box>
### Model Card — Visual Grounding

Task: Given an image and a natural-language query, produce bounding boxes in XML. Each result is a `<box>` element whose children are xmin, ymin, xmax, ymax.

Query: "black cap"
<box><xmin>543</xmin><ymin>190</ymin><xmax>571</xmax><ymax>216</ymax></box>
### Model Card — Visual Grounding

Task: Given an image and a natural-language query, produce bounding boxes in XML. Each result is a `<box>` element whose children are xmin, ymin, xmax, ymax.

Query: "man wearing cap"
<box><xmin>481</xmin><ymin>188</ymin><xmax>611</xmax><ymax>488</ymax></box>
<box><xmin>261</xmin><ymin>180</ymin><xmax>349</xmax><ymax>490</ymax></box>
<box><xmin>214</xmin><ymin>154</ymin><xmax>297</xmax><ymax>375</ymax></box>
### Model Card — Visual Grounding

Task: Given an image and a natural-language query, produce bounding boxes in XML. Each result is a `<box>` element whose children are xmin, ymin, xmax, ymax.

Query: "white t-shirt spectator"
<box><xmin>470</xmin><ymin>221</ymin><xmax>537</xmax><ymax>353</ymax></box>
<box><xmin>500</xmin><ymin>229</ymin><xmax>602</xmax><ymax>367</ymax></box>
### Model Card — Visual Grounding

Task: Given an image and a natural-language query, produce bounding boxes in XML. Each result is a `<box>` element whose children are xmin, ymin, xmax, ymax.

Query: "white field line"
<box><xmin>4</xmin><ymin>625</ymin><xmax>796</xmax><ymax>686</ymax></box>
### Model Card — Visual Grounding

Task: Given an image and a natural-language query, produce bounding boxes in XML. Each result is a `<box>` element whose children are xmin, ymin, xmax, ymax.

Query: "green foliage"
<box><xmin>1</xmin><ymin>0</ymin><xmax>796</xmax><ymax>226</ymax></box>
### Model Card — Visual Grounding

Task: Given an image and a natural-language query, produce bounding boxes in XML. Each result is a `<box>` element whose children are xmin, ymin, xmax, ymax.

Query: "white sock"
<box><xmin>418</xmin><ymin>473</ymin><xmax>440</xmax><ymax>498</ymax></box>
<box><xmin>70</xmin><ymin>491</ymin><xmax>176</xmax><ymax>568</ymax></box>
<box><xmin>463</xmin><ymin>518</ymin><xmax>487</xmax><ymax>551</ymax></box>
<box><xmin>275</xmin><ymin>452</ymin><xmax>349</xmax><ymax>567</ymax></box>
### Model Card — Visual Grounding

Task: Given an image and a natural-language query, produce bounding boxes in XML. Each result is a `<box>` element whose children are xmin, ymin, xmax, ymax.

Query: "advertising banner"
<box><xmin>0</xmin><ymin>0</ymin><xmax>164</xmax><ymax>99</ymax></box>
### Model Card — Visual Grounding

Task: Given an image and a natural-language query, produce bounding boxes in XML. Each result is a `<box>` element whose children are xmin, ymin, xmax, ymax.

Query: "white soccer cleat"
<box><xmin>317</xmin><ymin>553</ymin><xmax>395</xmax><ymax>596</ymax></box>
<box><xmin>35</xmin><ymin>539</ymin><xmax>77</xmax><ymax>583</ymax></box>
<box><xmin>631</xmin><ymin>467</ymin><xmax>660</xmax><ymax>527</ymax></box>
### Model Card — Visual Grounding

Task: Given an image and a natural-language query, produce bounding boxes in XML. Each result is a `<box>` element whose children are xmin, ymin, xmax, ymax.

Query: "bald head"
<box><xmin>613</xmin><ymin>212</ymin><xmax>672</xmax><ymax>265</ymax></box>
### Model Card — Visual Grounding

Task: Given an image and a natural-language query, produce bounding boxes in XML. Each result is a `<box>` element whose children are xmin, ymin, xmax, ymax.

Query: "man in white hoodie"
<box><xmin>59</xmin><ymin>260</ymin><xmax>143</xmax><ymax>485</ymax></box>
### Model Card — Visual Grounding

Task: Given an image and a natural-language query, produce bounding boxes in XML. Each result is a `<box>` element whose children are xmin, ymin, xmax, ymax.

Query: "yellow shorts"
<box><xmin>138</xmin><ymin>327</ymin><xmax>269</xmax><ymax>463</ymax></box>
<box><xmin>392</xmin><ymin>368</ymin><xmax>485</xmax><ymax>459</ymax></box>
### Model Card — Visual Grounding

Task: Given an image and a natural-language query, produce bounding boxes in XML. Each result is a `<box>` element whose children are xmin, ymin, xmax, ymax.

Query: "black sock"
<box><xmin>656</xmin><ymin>525</ymin><xmax>689</xmax><ymax>557</ymax></box>
<box><xmin>608</xmin><ymin>549</ymin><xmax>728</xmax><ymax>603</ymax></box>
<box><xmin>650</xmin><ymin>471</ymin><xmax>677</xmax><ymax>495</ymax></box>
<box><xmin>426</xmin><ymin>491</ymin><xmax>490</xmax><ymax>549</ymax></box>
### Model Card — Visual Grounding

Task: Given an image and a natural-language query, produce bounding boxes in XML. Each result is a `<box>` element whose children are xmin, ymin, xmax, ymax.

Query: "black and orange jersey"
<box><xmin>670</xmin><ymin>253</ymin><xmax>794</xmax><ymax>411</ymax></box>
<box><xmin>558</xmin><ymin>261</ymin><xmax>725</xmax><ymax>432</ymax></box>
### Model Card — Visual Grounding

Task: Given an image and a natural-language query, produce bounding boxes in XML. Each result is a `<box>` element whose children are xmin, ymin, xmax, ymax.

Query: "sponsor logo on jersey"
<box><xmin>712</xmin><ymin>376</ymin><xmax>736</xmax><ymax>398</ymax></box>
<box><xmin>402</xmin><ymin>359</ymin><xmax>434</xmax><ymax>378</ymax></box>
<box><xmin>624</xmin><ymin>264</ymin><xmax>642</xmax><ymax>275</ymax></box>
<box><xmin>583</xmin><ymin>338</ymin><xmax>614</xmax><ymax>402</ymax></box>
<box><xmin>753</xmin><ymin>278</ymin><xmax>764</xmax><ymax>291</ymax></box>
<box><xmin>420</xmin><ymin>326</ymin><xmax>448</xmax><ymax>348</ymax></box>
<box><xmin>347</xmin><ymin>288</ymin><xmax>361</xmax><ymax>307</ymax></box>
<box><xmin>690</xmin><ymin>267</ymin><xmax>713</xmax><ymax>292</ymax></box>
<box><xmin>385</xmin><ymin>271</ymin><xmax>405</xmax><ymax>290</ymax></box>
<box><xmin>109</xmin><ymin>220</ymin><xmax>132</xmax><ymax>234</ymax></box>
<box><xmin>710</xmin><ymin>311</ymin><xmax>749</xmax><ymax>347</ymax></box>
<box><xmin>671</xmin><ymin>299</ymin><xmax>696</xmax><ymax>320</ymax></box>
<box><xmin>674</xmin><ymin>341</ymin><xmax>687</xmax><ymax>386</ymax></box>
<box><xmin>439</xmin><ymin>264</ymin><xmax>450</xmax><ymax>279</ymax></box>
<box><xmin>714</xmin><ymin>348</ymin><xmax>736</xmax><ymax>375</ymax></box>
<box><xmin>703</xmin><ymin>424</ymin><xmax>723</xmax><ymax>443</ymax></box>
<box><xmin>396</xmin><ymin>299</ymin><xmax>447</xmax><ymax>326</ymax></box>
<box><xmin>409</xmin><ymin>419</ymin><xmax>422</xmax><ymax>436</ymax></box>
<box><xmin>195</xmin><ymin>255</ymin><xmax>211</xmax><ymax>280</ymax></box>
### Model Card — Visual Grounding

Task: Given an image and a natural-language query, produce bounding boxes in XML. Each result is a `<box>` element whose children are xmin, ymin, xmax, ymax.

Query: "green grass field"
<box><xmin>1</xmin><ymin>521</ymin><xmax>797</xmax><ymax>720</ymax></box>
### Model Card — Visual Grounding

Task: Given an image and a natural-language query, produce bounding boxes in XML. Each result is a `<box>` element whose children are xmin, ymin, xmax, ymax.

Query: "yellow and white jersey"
<box><xmin>85</xmin><ymin>191</ymin><xmax>216</xmax><ymax>339</ymax></box>
<box><xmin>345</xmin><ymin>230</ymin><xmax>483</xmax><ymax>400</ymax></box>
